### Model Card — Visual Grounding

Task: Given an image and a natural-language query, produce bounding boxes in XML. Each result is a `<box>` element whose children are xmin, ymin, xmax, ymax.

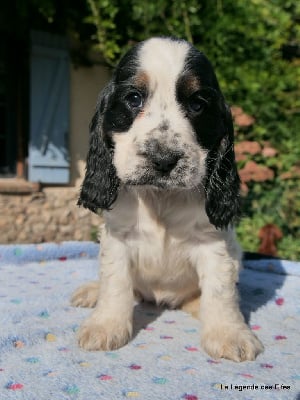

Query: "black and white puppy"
<box><xmin>71</xmin><ymin>37</ymin><xmax>263</xmax><ymax>362</ymax></box>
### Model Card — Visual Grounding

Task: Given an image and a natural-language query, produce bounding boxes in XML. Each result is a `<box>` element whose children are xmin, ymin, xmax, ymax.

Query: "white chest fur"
<box><xmin>102</xmin><ymin>186</ymin><xmax>240</xmax><ymax>307</ymax></box>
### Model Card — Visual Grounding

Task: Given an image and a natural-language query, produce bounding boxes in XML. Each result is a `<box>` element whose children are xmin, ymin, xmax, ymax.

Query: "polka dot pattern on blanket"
<box><xmin>0</xmin><ymin>242</ymin><xmax>299</xmax><ymax>399</ymax></box>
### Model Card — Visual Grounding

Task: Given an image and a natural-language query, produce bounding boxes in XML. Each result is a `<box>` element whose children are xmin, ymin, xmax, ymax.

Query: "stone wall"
<box><xmin>0</xmin><ymin>187</ymin><xmax>101</xmax><ymax>244</ymax></box>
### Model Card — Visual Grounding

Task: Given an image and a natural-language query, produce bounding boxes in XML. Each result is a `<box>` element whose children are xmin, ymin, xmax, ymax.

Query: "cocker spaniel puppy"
<box><xmin>71</xmin><ymin>37</ymin><xmax>264</xmax><ymax>362</ymax></box>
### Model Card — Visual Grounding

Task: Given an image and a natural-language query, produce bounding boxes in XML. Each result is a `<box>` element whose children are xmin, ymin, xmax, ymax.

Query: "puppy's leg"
<box><xmin>76</xmin><ymin>233</ymin><xmax>134</xmax><ymax>351</ymax></box>
<box><xmin>197</xmin><ymin>252</ymin><xmax>264</xmax><ymax>362</ymax></box>
<box><xmin>71</xmin><ymin>281</ymin><xmax>100</xmax><ymax>308</ymax></box>
<box><xmin>180</xmin><ymin>295</ymin><xmax>200</xmax><ymax>319</ymax></box>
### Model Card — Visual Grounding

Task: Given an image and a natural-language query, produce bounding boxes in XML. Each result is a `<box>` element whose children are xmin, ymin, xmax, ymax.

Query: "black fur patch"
<box><xmin>176</xmin><ymin>44</ymin><xmax>241</xmax><ymax>228</ymax></box>
<box><xmin>79</xmin><ymin>37</ymin><xmax>241</xmax><ymax>229</ymax></box>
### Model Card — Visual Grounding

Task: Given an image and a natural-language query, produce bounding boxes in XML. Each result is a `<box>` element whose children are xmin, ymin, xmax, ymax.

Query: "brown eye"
<box><xmin>126</xmin><ymin>92</ymin><xmax>143</xmax><ymax>108</ymax></box>
<box><xmin>188</xmin><ymin>93</ymin><xmax>208</xmax><ymax>114</ymax></box>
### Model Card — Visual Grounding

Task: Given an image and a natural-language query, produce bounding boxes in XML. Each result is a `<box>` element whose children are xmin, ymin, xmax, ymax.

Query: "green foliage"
<box><xmin>6</xmin><ymin>0</ymin><xmax>299</xmax><ymax>259</ymax></box>
<box><xmin>236</xmin><ymin>176</ymin><xmax>300</xmax><ymax>261</ymax></box>
<box><xmin>84</xmin><ymin>0</ymin><xmax>120</xmax><ymax>65</ymax></box>
<box><xmin>85</xmin><ymin>0</ymin><xmax>300</xmax><ymax>259</ymax></box>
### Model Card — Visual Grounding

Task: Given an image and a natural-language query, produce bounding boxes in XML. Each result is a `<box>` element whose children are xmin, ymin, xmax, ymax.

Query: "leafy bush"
<box><xmin>17</xmin><ymin>0</ymin><xmax>299</xmax><ymax>259</ymax></box>
<box><xmin>235</xmin><ymin>145</ymin><xmax>300</xmax><ymax>260</ymax></box>
<box><xmin>85</xmin><ymin>0</ymin><xmax>300</xmax><ymax>259</ymax></box>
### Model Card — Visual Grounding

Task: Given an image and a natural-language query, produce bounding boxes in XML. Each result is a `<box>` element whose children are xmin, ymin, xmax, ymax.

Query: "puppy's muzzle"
<box><xmin>150</xmin><ymin>152</ymin><xmax>181</xmax><ymax>174</ymax></box>
<box><xmin>143</xmin><ymin>139</ymin><xmax>184</xmax><ymax>175</ymax></box>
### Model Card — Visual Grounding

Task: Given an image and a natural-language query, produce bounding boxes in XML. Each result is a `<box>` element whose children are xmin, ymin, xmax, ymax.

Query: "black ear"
<box><xmin>205</xmin><ymin>104</ymin><xmax>241</xmax><ymax>229</ymax></box>
<box><xmin>78</xmin><ymin>83</ymin><xmax>120</xmax><ymax>213</ymax></box>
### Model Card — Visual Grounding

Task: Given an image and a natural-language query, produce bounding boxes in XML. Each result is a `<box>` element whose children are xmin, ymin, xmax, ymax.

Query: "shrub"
<box><xmin>85</xmin><ymin>0</ymin><xmax>300</xmax><ymax>259</ymax></box>
<box><xmin>16</xmin><ymin>0</ymin><xmax>299</xmax><ymax>259</ymax></box>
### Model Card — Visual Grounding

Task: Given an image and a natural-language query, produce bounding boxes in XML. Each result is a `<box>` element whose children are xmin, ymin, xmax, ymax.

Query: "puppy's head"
<box><xmin>78</xmin><ymin>37</ymin><xmax>240</xmax><ymax>229</ymax></box>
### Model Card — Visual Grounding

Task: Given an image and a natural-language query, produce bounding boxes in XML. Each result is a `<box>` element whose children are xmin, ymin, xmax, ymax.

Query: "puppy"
<box><xmin>71</xmin><ymin>37</ymin><xmax>264</xmax><ymax>362</ymax></box>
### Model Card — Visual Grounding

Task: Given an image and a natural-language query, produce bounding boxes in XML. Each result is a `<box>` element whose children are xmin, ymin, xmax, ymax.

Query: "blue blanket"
<box><xmin>0</xmin><ymin>242</ymin><xmax>299</xmax><ymax>399</ymax></box>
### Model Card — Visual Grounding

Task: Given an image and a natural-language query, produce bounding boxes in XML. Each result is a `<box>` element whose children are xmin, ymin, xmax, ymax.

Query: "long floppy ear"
<box><xmin>205</xmin><ymin>104</ymin><xmax>241</xmax><ymax>229</ymax></box>
<box><xmin>77</xmin><ymin>83</ymin><xmax>120</xmax><ymax>213</ymax></box>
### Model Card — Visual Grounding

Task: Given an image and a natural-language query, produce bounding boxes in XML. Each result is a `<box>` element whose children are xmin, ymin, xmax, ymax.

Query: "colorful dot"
<box><xmin>158</xmin><ymin>355</ymin><xmax>172</xmax><ymax>361</ymax></box>
<box><xmin>261</xmin><ymin>363</ymin><xmax>273</xmax><ymax>369</ymax></box>
<box><xmin>46</xmin><ymin>333</ymin><xmax>57</xmax><ymax>342</ymax></box>
<box><xmin>275</xmin><ymin>335</ymin><xmax>287</xmax><ymax>340</ymax></box>
<box><xmin>251</xmin><ymin>325</ymin><xmax>261</xmax><ymax>331</ymax></box>
<box><xmin>98</xmin><ymin>374</ymin><xmax>113</xmax><ymax>381</ymax></box>
<box><xmin>26</xmin><ymin>357</ymin><xmax>39</xmax><ymax>364</ymax></box>
<box><xmin>39</xmin><ymin>311</ymin><xmax>50</xmax><ymax>318</ymax></box>
<box><xmin>105</xmin><ymin>352</ymin><xmax>119</xmax><ymax>359</ymax></box>
<box><xmin>11</xmin><ymin>298</ymin><xmax>22</xmax><ymax>304</ymax></box>
<box><xmin>152</xmin><ymin>377</ymin><xmax>167</xmax><ymax>384</ymax></box>
<box><xmin>182</xmin><ymin>367</ymin><xmax>197</xmax><ymax>375</ymax></box>
<box><xmin>58</xmin><ymin>347</ymin><xmax>70</xmax><ymax>352</ymax></box>
<box><xmin>134</xmin><ymin>343</ymin><xmax>147</xmax><ymax>349</ymax></box>
<box><xmin>64</xmin><ymin>384</ymin><xmax>80</xmax><ymax>394</ymax></box>
<box><xmin>6</xmin><ymin>382</ymin><xmax>24</xmax><ymax>390</ymax></box>
<box><xmin>183</xmin><ymin>394</ymin><xmax>198</xmax><ymax>400</ymax></box>
<box><xmin>275</xmin><ymin>297</ymin><xmax>284</xmax><ymax>306</ymax></box>
<box><xmin>129</xmin><ymin>364</ymin><xmax>142</xmax><ymax>370</ymax></box>
<box><xmin>14</xmin><ymin>248</ymin><xmax>22</xmax><ymax>256</ymax></box>
<box><xmin>185</xmin><ymin>345</ymin><xmax>199</xmax><ymax>352</ymax></box>
<box><xmin>14</xmin><ymin>340</ymin><xmax>25</xmax><ymax>348</ymax></box>
<box><xmin>44</xmin><ymin>370</ymin><xmax>58</xmax><ymax>377</ymax></box>
<box><xmin>238</xmin><ymin>373</ymin><xmax>254</xmax><ymax>378</ymax></box>
<box><xmin>184</xmin><ymin>328</ymin><xmax>197</xmax><ymax>333</ymax></box>
<box><xmin>124</xmin><ymin>390</ymin><xmax>140</xmax><ymax>397</ymax></box>
<box><xmin>79</xmin><ymin>362</ymin><xmax>90</xmax><ymax>368</ymax></box>
<box><xmin>207</xmin><ymin>359</ymin><xmax>221</xmax><ymax>364</ymax></box>
<box><xmin>212</xmin><ymin>383</ymin><xmax>222</xmax><ymax>390</ymax></box>
<box><xmin>144</xmin><ymin>326</ymin><xmax>154</xmax><ymax>331</ymax></box>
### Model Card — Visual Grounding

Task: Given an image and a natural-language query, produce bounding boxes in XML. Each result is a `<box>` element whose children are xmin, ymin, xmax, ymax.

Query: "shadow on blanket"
<box><xmin>240</xmin><ymin>253</ymin><xmax>285</xmax><ymax>324</ymax></box>
<box><xmin>0</xmin><ymin>242</ymin><xmax>299</xmax><ymax>400</ymax></box>
<box><xmin>76</xmin><ymin>259</ymin><xmax>286</xmax><ymax>342</ymax></box>
<box><xmin>72</xmin><ymin>251</ymin><xmax>286</xmax><ymax>341</ymax></box>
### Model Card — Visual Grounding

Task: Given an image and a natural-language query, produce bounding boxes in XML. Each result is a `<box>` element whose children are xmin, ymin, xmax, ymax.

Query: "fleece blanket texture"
<box><xmin>0</xmin><ymin>241</ymin><xmax>299</xmax><ymax>400</ymax></box>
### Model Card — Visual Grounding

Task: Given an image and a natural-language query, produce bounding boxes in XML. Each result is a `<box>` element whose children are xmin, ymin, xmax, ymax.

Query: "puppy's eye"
<box><xmin>188</xmin><ymin>94</ymin><xmax>209</xmax><ymax>114</ymax></box>
<box><xmin>126</xmin><ymin>92</ymin><xmax>143</xmax><ymax>108</ymax></box>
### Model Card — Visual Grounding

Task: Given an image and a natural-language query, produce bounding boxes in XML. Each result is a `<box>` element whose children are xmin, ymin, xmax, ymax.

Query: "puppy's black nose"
<box><xmin>151</xmin><ymin>153</ymin><xmax>180</xmax><ymax>173</ymax></box>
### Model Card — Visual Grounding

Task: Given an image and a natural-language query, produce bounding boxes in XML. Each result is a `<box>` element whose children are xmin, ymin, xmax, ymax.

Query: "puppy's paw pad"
<box><xmin>70</xmin><ymin>281</ymin><xmax>100</xmax><ymax>308</ymax></box>
<box><xmin>77</xmin><ymin>319</ymin><xmax>132</xmax><ymax>351</ymax></box>
<box><xmin>202</xmin><ymin>326</ymin><xmax>264</xmax><ymax>362</ymax></box>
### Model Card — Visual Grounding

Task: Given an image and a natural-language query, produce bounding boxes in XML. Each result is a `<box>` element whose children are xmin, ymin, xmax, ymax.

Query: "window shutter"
<box><xmin>28</xmin><ymin>31</ymin><xmax>70</xmax><ymax>183</ymax></box>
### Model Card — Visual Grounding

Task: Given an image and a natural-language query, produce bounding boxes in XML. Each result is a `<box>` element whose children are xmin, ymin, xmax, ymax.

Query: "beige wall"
<box><xmin>69</xmin><ymin>64</ymin><xmax>111</xmax><ymax>187</ymax></box>
<box><xmin>0</xmin><ymin>65</ymin><xmax>110</xmax><ymax>244</ymax></box>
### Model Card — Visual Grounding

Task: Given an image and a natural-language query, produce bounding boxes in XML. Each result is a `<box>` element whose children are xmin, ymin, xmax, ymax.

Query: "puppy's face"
<box><xmin>79</xmin><ymin>37</ymin><xmax>240</xmax><ymax>229</ymax></box>
<box><xmin>102</xmin><ymin>38</ymin><xmax>225</xmax><ymax>189</ymax></box>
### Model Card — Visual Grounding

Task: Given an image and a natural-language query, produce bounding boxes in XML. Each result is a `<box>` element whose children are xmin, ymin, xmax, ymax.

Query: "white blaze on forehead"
<box><xmin>138</xmin><ymin>38</ymin><xmax>189</xmax><ymax>93</ymax></box>
<box><xmin>113</xmin><ymin>38</ymin><xmax>207</xmax><ymax>188</ymax></box>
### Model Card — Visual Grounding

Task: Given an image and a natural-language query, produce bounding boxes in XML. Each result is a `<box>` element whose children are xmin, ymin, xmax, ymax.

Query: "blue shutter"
<box><xmin>29</xmin><ymin>31</ymin><xmax>70</xmax><ymax>183</ymax></box>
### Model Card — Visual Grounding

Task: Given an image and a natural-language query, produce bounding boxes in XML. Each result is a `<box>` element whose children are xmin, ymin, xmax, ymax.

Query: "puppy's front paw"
<box><xmin>202</xmin><ymin>324</ymin><xmax>264</xmax><ymax>362</ymax></box>
<box><xmin>71</xmin><ymin>281</ymin><xmax>100</xmax><ymax>308</ymax></box>
<box><xmin>77</xmin><ymin>317</ymin><xmax>132</xmax><ymax>351</ymax></box>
